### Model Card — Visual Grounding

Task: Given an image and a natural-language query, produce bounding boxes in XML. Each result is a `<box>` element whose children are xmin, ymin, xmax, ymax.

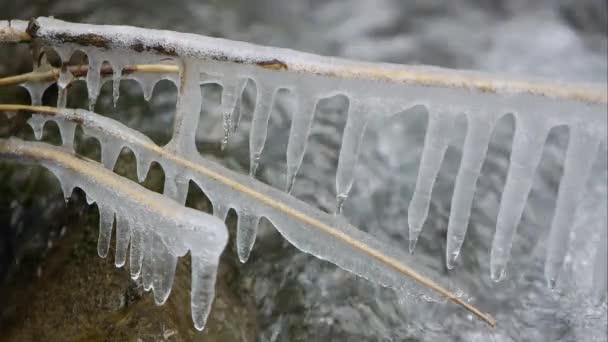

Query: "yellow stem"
<box><xmin>0</xmin><ymin>64</ymin><xmax>178</xmax><ymax>87</ymax></box>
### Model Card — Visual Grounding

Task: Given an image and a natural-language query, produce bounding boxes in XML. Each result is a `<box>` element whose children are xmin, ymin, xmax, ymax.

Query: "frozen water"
<box><xmin>0</xmin><ymin>138</ymin><xmax>229</xmax><ymax>331</ymax></box>
<box><xmin>1</xmin><ymin>4</ymin><xmax>607</xmax><ymax>339</ymax></box>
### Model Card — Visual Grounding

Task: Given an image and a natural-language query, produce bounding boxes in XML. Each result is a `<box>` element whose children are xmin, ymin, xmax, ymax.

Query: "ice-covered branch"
<box><xmin>0</xmin><ymin>104</ymin><xmax>497</xmax><ymax>327</ymax></box>
<box><xmin>0</xmin><ymin>63</ymin><xmax>178</xmax><ymax>87</ymax></box>
<box><xmin>1</xmin><ymin>16</ymin><xmax>606</xmax><ymax>332</ymax></box>
<box><xmin>0</xmin><ymin>137</ymin><xmax>228</xmax><ymax>331</ymax></box>
<box><xmin>1</xmin><ymin>18</ymin><xmax>605</xmax><ymax>104</ymax></box>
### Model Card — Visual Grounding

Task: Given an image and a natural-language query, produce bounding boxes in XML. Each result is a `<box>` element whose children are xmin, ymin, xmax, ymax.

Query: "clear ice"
<box><xmin>4</xmin><ymin>16</ymin><xmax>608</xmax><ymax>331</ymax></box>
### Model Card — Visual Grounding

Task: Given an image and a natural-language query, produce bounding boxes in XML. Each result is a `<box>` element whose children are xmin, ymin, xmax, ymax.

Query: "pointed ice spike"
<box><xmin>221</xmin><ymin>114</ymin><xmax>231</xmax><ymax>152</ymax></box>
<box><xmin>592</xmin><ymin>223</ymin><xmax>607</xmax><ymax>301</ymax></box>
<box><xmin>57</xmin><ymin>119</ymin><xmax>77</xmax><ymax>150</ymax></box>
<box><xmin>545</xmin><ymin>127</ymin><xmax>599</xmax><ymax>288</ymax></box>
<box><xmin>86</xmin><ymin>55</ymin><xmax>102</xmax><ymax>111</ymax></box>
<box><xmin>135</xmin><ymin>153</ymin><xmax>152</xmax><ymax>183</ymax></box>
<box><xmin>219</xmin><ymin>78</ymin><xmax>246</xmax><ymax>150</ymax></box>
<box><xmin>408</xmin><ymin>112</ymin><xmax>453</xmax><ymax>253</ymax></box>
<box><xmin>445</xmin><ymin>115</ymin><xmax>494</xmax><ymax>269</ymax></box>
<box><xmin>142</xmin><ymin>81</ymin><xmax>156</xmax><ymax>102</ymax></box>
<box><xmin>191</xmin><ymin>256</ymin><xmax>219</xmax><ymax>331</ymax></box>
<box><xmin>285</xmin><ymin>92</ymin><xmax>317</xmax><ymax>193</ymax></box>
<box><xmin>490</xmin><ymin>120</ymin><xmax>549</xmax><ymax>281</ymax></box>
<box><xmin>57</xmin><ymin>86</ymin><xmax>68</xmax><ymax>109</ymax></box>
<box><xmin>101</xmin><ymin>140</ymin><xmax>122</xmax><ymax>170</ymax></box>
<box><xmin>112</xmin><ymin>63</ymin><xmax>123</xmax><ymax>108</ymax></box>
<box><xmin>130</xmin><ymin>228</ymin><xmax>144</xmax><ymax>280</ymax></box>
<box><xmin>163</xmin><ymin>173</ymin><xmax>189</xmax><ymax>205</ymax></box>
<box><xmin>56</xmin><ymin>65</ymin><xmax>73</xmax><ymax>109</ymax></box>
<box><xmin>21</xmin><ymin>82</ymin><xmax>51</xmax><ymax>106</ymax></box>
<box><xmin>249</xmin><ymin>83</ymin><xmax>277</xmax><ymax>176</ymax></box>
<box><xmin>335</xmin><ymin>99</ymin><xmax>370</xmax><ymax>214</ymax></box>
<box><xmin>131</xmin><ymin>73</ymin><xmax>165</xmax><ymax>101</ymax></box>
<box><xmin>27</xmin><ymin>115</ymin><xmax>47</xmax><ymax>140</ymax></box>
<box><xmin>152</xmin><ymin>238</ymin><xmax>178</xmax><ymax>305</ymax></box>
<box><xmin>143</xmin><ymin>77</ymin><xmax>159</xmax><ymax>102</ymax></box>
<box><xmin>236</xmin><ymin>212</ymin><xmax>260</xmax><ymax>263</ymax></box>
<box><xmin>142</xmin><ymin>233</ymin><xmax>154</xmax><ymax>292</ymax></box>
<box><xmin>232</xmin><ymin>90</ymin><xmax>245</xmax><ymax>133</ymax></box>
<box><xmin>166</xmin><ymin>60</ymin><xmax>202</xmax><ymax>155</ymax></box>
<box><xmin>97</xmin><ymin>205</ymin><xmax>114</xmax><ymax>258</ymax></box>
<box><xmin>114</xmin><ymin>215</ymin><xmax>131</xmax><ymax>267</ymax></box>
<box><xmin>51</xmin><ymin>168</ymin><xmax>74</xmax><ymax>201</ymax></box>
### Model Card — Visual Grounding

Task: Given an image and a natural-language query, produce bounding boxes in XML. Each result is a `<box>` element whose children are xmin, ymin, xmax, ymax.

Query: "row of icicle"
<box><xmin>20</xmin><ymin>42</ymin><xmax>608</xmax><ymax>297</ymax></box>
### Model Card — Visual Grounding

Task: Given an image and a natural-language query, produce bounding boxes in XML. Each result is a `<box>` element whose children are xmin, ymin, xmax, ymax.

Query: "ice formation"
<box><xmin>1</xmin><ymin>16</ymin><xmax>607</xmax><ymax>328</ymax></box>
<box><xmin>0</xmin><ymin>138</ymin><xmax>228</xmax><ymax>331</ymax></box>
<box><xmin>8</xmin><ymin>105</ymin><xmax>467</xmax><ymax>317</ymax></box>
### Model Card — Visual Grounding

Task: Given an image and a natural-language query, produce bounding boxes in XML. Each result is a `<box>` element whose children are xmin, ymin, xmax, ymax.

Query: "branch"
<box><xmin>2</xmin><ymin>17</ymin><xmax>605</xmax><ymax>104</ymax></box>
<box><xmin>2</xmin><ymin>17</ymin><xmax>603</xmax><ymax>104</ymax></box>
<box><xmin>0</xmin><ymin>20</ymin><xmax>31</xmax><ymax>43</ymax></box>
<box><xmin>0</xmin><ymin>103</ymin><xmax>497</xmax><ymax>328</ymax></box>
<box><xmin>0</xmin><ymin>64</ymin><xmax>178</xmax><ymax>87</ymax></box>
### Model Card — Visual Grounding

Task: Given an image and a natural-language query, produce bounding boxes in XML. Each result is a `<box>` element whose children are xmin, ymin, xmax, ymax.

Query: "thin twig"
<box><xmin>6</xmin><ymin>17</ymin><xmax>604</xmax><ymax>104</ymax></box>
<box><xmin>0</xmin><ymin>64</ymin><xmax>178</xmax><ymax>87</ymax></box>
<box><xmin>3</xmin><ymin>17</ymin><xmax>606</xmax><ymax>104</ymax></box>
<box><xmin>0</xmin><ymin>22</ymin><xmax>31</xmax><ymax>43</ymax></box>
<box><xmin>0</xmin><ymin>103</ymin><xmax>497</xmax><ymax>327</ymax></box>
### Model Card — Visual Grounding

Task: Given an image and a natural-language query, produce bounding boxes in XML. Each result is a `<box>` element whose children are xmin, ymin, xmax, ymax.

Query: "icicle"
<box><xmin>545</xmin><ymin>127</ymin><xmax>599</xmax><ymax>288</ymax></box>
<box><xmin>221</xmin><ymin>116</ymin><xmax>231</xmax><ymax>151</ymax></box>
<box><xmin>151</xmin><ymin>238</ymin><xmax>178</xmax><ymax>305</ymax></box>
<box><xmin>142</xmin><ymin>79</ymin><xmax>156</xmax><ymax>101</ymax></box>
<box><xmin>56</xmin><ymin>64</ymin><xmax>73</xmax><ymax>109</ymax></box>
<box><xmin>27</xmin><ymin>115</ymin><xmax>47</xmax><ymax>140</ymax></box>
<box><xmin>114</xmin><ymin>215</ymin><xmax>131</xmax><ymax>267</ymax></box>
<box><xmin>191</xmin><ymin>255</ymin><xmax>219</xmax><ymax>331</ymax></box>
<box><xmin>85</xmin><ymin>54</ymin><xmax>102</xmax><ymax>111</ymax></box>
<box><xmin>163</xmin><ymin>172</ymin><xmax>189</xmax><ymax>205</ymax></box>
<box><xmin>48</xmin><ymin>167</ymin><xmax>75</xmax><ymax>201</ymax></box>
<box><xmin>592</xmin><ymin>224</ymin><xmax>607</xmax><ymax>301</ymax></box>
<box><xmin>100</xmin><ymin>139</ymin><xmax>122</xmax><ymax>170</ymax></box>
<box><xmin>408</xmin><ymin>112</ymin><xmax>454</xmax><ymax>253</ymax></box>
<box><xmin>249</xmin><ymin>82</ymin><xmax>277</xmax><ymax>176</ymax></box>
<box><xmin>236</xmin><ymin>211</ymin><xmax>260</xmax><ymax>263</ymax></box>
<box><xmin>56</xmin><ymin>119</ymin><xmax>77</xmax><ymax>150</ymax></box>
<box><xmin>335</xmin><ymin>99</ymin><xmax>370</xmax><ymax>214</ymax></box>
<box><xmin>219</xmin><ymin>78</ymin><xmax>247</xmax><ymax>150</ymax></box>
<box><xmin>142</xmin><ymin>233</ymin><xmax>154</xmax><ymax>292</ymax></box>
<box><xmin>111</xmin><ymin>61</ymin><xmax>124</xmax><ymax>108</ymax></box>
<box><xmin>166</xmin><ymin>59</ymin><xmax>202</xmax><ymax>156</ymax></box>
<box><xmin>285</xmin><ymin>92</ymin><xmax>317</xmax><ymax>193</ymax></box>
<box><xmin>97</xmin><ymin>204</ymin><xmax>114</xmax><ymax>258</ymax></box>
<box><xmin>57</xmin><ymin>87</ymin><xmax>68</xmax><ymax>109</ymax></box>
<box><xmin>445</xmin><ymin>115</ymin><xmax>494</xmax><ymax>269</ymax></box>
<box><xmin>1</xmin><ymin>138</ymin><xmax>230</xmax><ymax>329</ymax></box>
<box><xmin>130</xmin><ymin>228</ymin><xmax>144</xmax><ymax>280</ymax></box>
<box><xmin>232</xmin><ymin>87</ymin><xmax>246</xmax><ymax>133</ymax></box>
<box><xmin>134</xmin><ymin>149</ymin><xmax>152</xmax><ymax>183</ymax></box>
<box><xmin>20</xmin><ymin>82</ymin><xmax>50</xmax><ymax>106</ymax></box>
<box><xmin>129</xmin><ymin>72</ymin><xmax>176</xmax><ymax>102</ymax></box>
<box><xmin>22</xmin><ymin>82</ymin><xmax>52</xmax><ymax>140</ymax></box>
<box><xmin>490</xmin><ymin>118</ymin><xmax>549</xmax><ymax>281</ymax></box>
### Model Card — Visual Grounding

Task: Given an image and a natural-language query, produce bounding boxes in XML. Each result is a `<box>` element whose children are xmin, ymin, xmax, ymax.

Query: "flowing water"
<box><xmin>1</xmin><ymin>1</ymin><xmax>606</xmax><ymax>341</ymax></box>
